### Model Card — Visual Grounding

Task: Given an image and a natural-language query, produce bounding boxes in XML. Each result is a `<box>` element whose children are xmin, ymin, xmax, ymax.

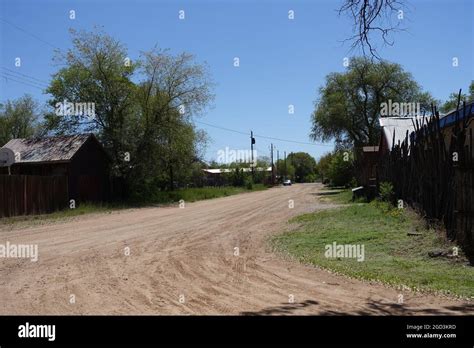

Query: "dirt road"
<box><xmin>0</xmin><ymin>183</ymin><xmax>471</xmax><ymax>315</ymax></box>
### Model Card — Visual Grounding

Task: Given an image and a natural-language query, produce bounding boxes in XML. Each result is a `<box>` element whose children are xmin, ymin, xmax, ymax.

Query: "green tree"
<box><xmin>311</xmin><ymin>57</ymin><xmax>434</xmax><ymax>147</ymax></box>
<box><xmin>315</xmin><ymin>151</ymin><xmax>335</xmax><ymax>183</ymax></box>
<box><xmin>327</xmin><ymin>150</ymin><xmax>354</xmax><ymax>187</ymax></box>
<box><xmin>230</xmin><ymin>166</ymin><xmax>245</xmax><ymax>187</ymax></box>
<box><xmin>45</xmin><ymin>28</ymin><xmax>214</xmax><ymax>197</ymax></box>
<box><xmin>287</xmin><ymin>152</ymin><xmax>316</xmax><ymax>183</ymax></box>
<box><xmin>251</xmin><ymin>157</ymin><xmax>270</xmax><ymax>184</ymax></box>
<box><xmin>0</xmin><ymin>95</ymin><xmax>41</xmax><ymax>146</ymax></box>
<box><xmin>440</xmin><ymin>81</ymin><xmax>474</xmax><ymax>113</ymax></box>
<box><xmin>162</xmin><ymin>114</ymin><xmax>208</xmax><ymax>190</ymax></box>
<box><xmin>276</xmin><ymin>159</ymin><xmax>295</xmax><ymax>181</ymax></box>
<box><xmin>46</xmin><ymin>28</ymin><xmax>137</xmax><ymax>175</ymax></box>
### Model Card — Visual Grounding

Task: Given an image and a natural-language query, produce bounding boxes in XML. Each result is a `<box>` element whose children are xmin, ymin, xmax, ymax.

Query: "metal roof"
<box><xmin>203</xmin><ymin>167</ymin><xmax>272</xmax><ymax>174</ymax></box>
<box><xmin>379</xmin><ymin>116</ymin><xmax>429</xmax><ymax>149</ymax></box>
<box><xmin>378</xmin><ymin>103</ymin><xmax>474</xmax><ymax>151</ymax></box>
<box><xmin>203</xmin><ymin>168</ymin><xmax>232</xmax><ymax>174</ymax></box>
<box><xmin>439</xmin><ymin>102</ymin><xmax>474</xmax><ymax>129</ymax></box>
<box><xmin>1</xmin><ymin>134</ymin><xmax>92</xmax><ymax>164</ymax></box>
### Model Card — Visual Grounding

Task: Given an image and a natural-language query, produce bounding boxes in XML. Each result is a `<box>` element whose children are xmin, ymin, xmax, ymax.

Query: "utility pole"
<box><xmin>276</xmin><ymin>150</ymin><xmax>279</xmax><ymax>182</ymax></box>
<box><xmin>250</xmin><ymin>130</ymin><xmax>255</xmax><ymax>181</ymax></box>
<box><xmin>270</xmin><ymin>143</ymin><xmax>275</xmax><ymax>185</ymax></box>
<box><xmin>284</xmin><ymin>151</ymin><xmax>287</xmax><ymax>179</ymax></box>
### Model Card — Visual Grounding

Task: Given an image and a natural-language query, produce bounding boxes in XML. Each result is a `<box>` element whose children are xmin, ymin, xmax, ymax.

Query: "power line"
<box><xmin>1</xmin><ymin>67</ymin><xmax>50</xmax><ymax>85</ymax></box>
<box><xmin>0</xmin><ymin>71</ymin><xmax>49</xmax><ymax>89</ymax></box>
<box><xmin>195</xmin><ymin>120</ymin><xmax>249</xmax><ymax>136</ymax></box>
<box><xmin>0</xmin><ymin>17</ymin><xmax>332</xmax><ymax>149</ymax></box>
<box><xmin>1</xmin><ymin>74</ymin><xmax>45</xmax><ymax>90</ymax></box>
<box><xmin>0</xmin><ymin>74</ymin><xmax>45</xmax><ymax>90</ymax></box>
<box><xmin>0</xmin><ymin>72</ymin><xmax>47</xmax><ymax>89</ymax></box>
<box><xmin>0</xmin><ymin>18</ymin><xmax>59</xmax><ymax>50</ymax></box>
<box><xmin>194</xmin><ymin>120</ymin><xmax>333</xmax><ymax>147</ymax></box>
<box><xmin>254</xmin><ymin>133</ymin><xmax>332</xmax><ymax>147</ymax></box>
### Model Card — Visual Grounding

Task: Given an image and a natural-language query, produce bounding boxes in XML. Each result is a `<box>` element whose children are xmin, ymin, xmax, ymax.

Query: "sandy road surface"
<box><xmin>0</xmin><ymin>183</ymin><xmax>471</xmax><ymax>315</ymax></box>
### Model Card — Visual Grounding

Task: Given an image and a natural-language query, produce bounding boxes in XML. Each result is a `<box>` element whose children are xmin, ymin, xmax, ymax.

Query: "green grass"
<box><xmin>0</xmin><ymin>202</ymin><xmax>126</xmax><ymax>227</ymax></box>
<box><xmin>273</xmin><ymin>191</ymin><xmax>474</xmax><ymax>298</ymax></box>
<box><xmin>151</xmin><ymin>184</ymin><xmax>267</xmax><ymax>203</ymax></box>
<box><xmin>318</xmin><ymin>187</ymin><xmax>354</xmax><ymax>204</ymax></box>
<box><xmin>0</xmin><ymin>185</ymin><xmax>268</xmax><ymax>226</ymax></box>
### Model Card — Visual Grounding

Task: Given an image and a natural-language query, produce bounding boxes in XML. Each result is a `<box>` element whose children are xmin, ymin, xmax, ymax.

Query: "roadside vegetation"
<box><xmin>273</xmin><ymin>189</ymin><xmax>474</xmax><ymax>298</ymax></box>
<box><xmin>144</xmin><ymin>184</ymin><xmax>267</xmax><ymax>204</ymax></box>
<box><xmin>0</xmin><ymin>185</ymin><xmax>268</xmax><ymax>227</ymax></box>
<box><xmin>0</xmin><ymin>202</ymin><xmax>119</xmax><ymax>228</ymax></box>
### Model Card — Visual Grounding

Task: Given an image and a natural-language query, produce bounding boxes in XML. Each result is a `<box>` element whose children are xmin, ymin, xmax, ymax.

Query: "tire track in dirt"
<box><xmin>0</xmin><ymin>183</ymin><xmax>472</xmax><ymax>315</ymax></box>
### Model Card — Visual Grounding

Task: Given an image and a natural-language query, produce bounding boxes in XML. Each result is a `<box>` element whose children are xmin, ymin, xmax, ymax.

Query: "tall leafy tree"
<box><xmin>276</xmin><ymin>159</ymin><xmax>295</xmax><ymax>181</ymax></box>
<box><xmin>45</xmin><ymin>28</ymin><xmax>214</xmax><ymax>195</ymax></box>
<box><xmin>287</xmin><ymin>152</ymin><xmax>316</xmax><ymax>183</ymax></box>
<box><xmin>311</xmin><ymin>57</ymin><xmax>434</xmax><ymax>147</ymax></box>
<box><xmin>315</xmin><ymin>151</ymin><xmax>334</xmax><ymax>183</ymax></box>
<box><xmin>327</xmin><ymin>150</ymin><xmax>354</xmax><ymax>187</ymax></box>
<box><xmin>132</xmin><ymin>48</ymin><xmax>213</xmax><ymax>189</ymax></box>
<box><xmin>46</xmin><ymin>28</ymin><xmax>137</xmax><ymax>176</ymax></box>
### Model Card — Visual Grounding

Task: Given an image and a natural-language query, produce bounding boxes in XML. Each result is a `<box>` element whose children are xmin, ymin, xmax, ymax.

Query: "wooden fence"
<box><xmin>0</xmin><ymin>175</ymin><xmax>68</xmax><ymax>218</ymax></box>
<box><xmin>378</xmin><ymin>102</ymin><xmax>474</xmax><ymax>263</ymax></box>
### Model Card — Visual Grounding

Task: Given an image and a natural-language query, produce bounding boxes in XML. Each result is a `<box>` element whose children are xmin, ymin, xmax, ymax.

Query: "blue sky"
<box><xmin>0</xmin><ymin>0</ymin><xmax>473</xmax><ymax>162</ymax></box>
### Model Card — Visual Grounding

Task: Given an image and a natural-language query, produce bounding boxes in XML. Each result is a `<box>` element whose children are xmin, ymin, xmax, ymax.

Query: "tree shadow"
<box><xmin>352</xmin><ymin>299</ymin><xmax>474</xmax><ymax>316</ymax></box>
<box><xmin>240</xmin><ymin>298</ymin><xmax>474</xmax><ymax>316</ymax></box>
<box><xmin>311</xmin><ymin>191</ymin><xmax>340</xmax><ymax>196</ymax></box>
<box><xmin>241</xmin><ymin>300</ymin><xmax>319</xmax><ymax>315</ymax></box>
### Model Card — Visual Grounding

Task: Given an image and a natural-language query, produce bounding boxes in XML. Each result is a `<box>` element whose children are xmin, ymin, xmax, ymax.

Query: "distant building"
<box><xmin>202</xmin><ymin>167</ymin><xmax>272</xmax><ymax>186</ymax></box>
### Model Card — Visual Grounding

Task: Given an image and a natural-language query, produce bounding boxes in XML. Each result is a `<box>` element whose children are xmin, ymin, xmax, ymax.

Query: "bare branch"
<box><xmin>339</xmin><ymin>0</ymin><xmax>407</xmax><ymax>59</ymax></box>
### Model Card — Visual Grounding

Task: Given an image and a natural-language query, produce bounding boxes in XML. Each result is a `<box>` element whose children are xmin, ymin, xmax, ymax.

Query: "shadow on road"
<box><xmin>310</xmin><ymin>191</ymin><xmax>341</xmax><ymax>196</ymax></box>
<box><xmin>240</xmin><ymin>298</ymin><xmax>474</xmax><ymax>315</ymax></box>
<box><xmin>241</xmin><ymin>300</ymin><xmax>319</xmax><ymax>315</ymax></box>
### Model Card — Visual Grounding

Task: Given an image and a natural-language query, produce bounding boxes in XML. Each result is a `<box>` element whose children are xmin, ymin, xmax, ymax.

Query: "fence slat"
<box><xmin>378</xmin><ymin>105</ymin><xmax>474</xmax><ymax>263</ymax></box>
<box><xmin>0</xmin><ymin>175</ymin><xmax>68</xmax><ymax>218</ymax></box>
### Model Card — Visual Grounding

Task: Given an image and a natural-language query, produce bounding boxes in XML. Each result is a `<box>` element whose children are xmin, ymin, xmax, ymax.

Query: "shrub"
<box><xmin>231</xmin><ymin>167</ymin><xmax>245</xmax><ymax>186</ymax></box>
<box><xmin>379</xmin><ymin>181</ymin><xmax>395</xmax><ymax>204</ymax></box>
<box><xmin>304</xmin><ymin>173</ymin><xmax>317</xmax><ymax>183</ymax></box>
<box><xmin>349</xmin><ymin>177</ymin><xmax>358</xmax><ymax>188</ymax></box>
<box><xmin>245</xmin><ymin>178</ymin><xmax>254</xmax><ymax>190</ymax></box>
<box><xmin>327</xmin><ymin>151</ymin><xmax>354</xmax><ymax>187</ymax></box>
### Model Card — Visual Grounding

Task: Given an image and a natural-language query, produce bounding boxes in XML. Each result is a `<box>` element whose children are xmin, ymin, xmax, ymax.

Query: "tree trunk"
<box><xmin>169</xmin><ymin>164</ymin><xmax>174</xmax><ymax>191</ymax></box>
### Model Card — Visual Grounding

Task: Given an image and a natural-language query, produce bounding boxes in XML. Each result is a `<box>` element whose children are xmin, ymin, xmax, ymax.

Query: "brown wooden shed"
<box><xmin>0</xmin><ymin>134</ymin><xmax>110</xmax><ymax>202</ymax></box>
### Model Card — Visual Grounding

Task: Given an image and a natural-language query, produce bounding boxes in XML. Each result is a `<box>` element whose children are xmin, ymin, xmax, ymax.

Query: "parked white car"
<box><xmin>283</xmin><ymin>179</ymin><xmax>292</xmax><ymax>186</ymax></box>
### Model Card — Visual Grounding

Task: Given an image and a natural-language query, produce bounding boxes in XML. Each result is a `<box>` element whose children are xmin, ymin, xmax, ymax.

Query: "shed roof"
<box><xmin>379</xmin><ymin>116</ymin><xmax>429</xmax><ymax>150</ymax></box>
<box><xmin>1</xmin><ymin>134</ymin><xmax>94</xmax><ymax>164</ymax></box>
